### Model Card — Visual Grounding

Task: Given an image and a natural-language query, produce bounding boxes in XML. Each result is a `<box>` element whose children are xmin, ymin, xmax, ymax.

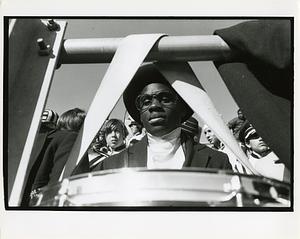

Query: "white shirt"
<box><xmin>248</xmin><ymin>151</ymin><xmax>285</xmax><ymax>181</ymax></box>
<box><xmin>146</xmin><ymin>128</ymin><xmax>185</xmax><ymax>169</ymax></box>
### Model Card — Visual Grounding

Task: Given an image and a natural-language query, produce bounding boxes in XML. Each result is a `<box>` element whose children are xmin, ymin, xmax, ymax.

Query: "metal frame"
<box><xmin>8</xmin><ymin>19</ymin><xmax>67</xmax><ymax>206</ymax></box>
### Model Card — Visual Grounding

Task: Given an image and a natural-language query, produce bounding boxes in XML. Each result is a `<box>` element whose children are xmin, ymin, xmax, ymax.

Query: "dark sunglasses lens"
<box><xmin>249</xmin><ymin>133</ymin><xmax>259</xmax><ymax>140</ymax></box>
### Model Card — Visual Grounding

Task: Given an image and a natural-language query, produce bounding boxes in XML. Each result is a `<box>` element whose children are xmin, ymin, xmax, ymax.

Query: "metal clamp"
<box><xmin>37</xmin><ymin>38</ymin><xmax>51</xmax><ymax>56</ymax></box>
<box><xmin>47</xmin><ymin>19</ymin><xmax>60</xmax><ymax>31</ymax></box>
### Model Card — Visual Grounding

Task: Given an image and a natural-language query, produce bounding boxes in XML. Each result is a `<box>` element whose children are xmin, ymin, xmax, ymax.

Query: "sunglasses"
<box><xmin>246</xmin><ymin>132</ymin><xmax>260</xmax><ymax>141</ymax></box>
<box><xmin>135</xmin><ymin>90</ymin><xmax>178</xmax><ymax>112</ymax></box>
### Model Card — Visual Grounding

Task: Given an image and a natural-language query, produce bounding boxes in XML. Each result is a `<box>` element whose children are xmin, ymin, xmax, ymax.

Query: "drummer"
<box><xmin>90</xmin><ymin>63</ymin><xmax>232</xmax><ymax>171</ymax></box>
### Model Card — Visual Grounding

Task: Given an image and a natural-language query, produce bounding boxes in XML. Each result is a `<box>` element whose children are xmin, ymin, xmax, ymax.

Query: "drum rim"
<box><xmin>44</xmin><ymin>167</ymin><xmax>290</xmax><ymax>190</ymax></box>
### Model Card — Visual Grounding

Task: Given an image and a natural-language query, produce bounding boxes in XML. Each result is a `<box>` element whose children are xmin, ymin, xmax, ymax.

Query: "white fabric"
<box><xmin>146</xmin><ymin>128</ymin><xmax>185</xmax><ymax>169</ymax></box>
<box><xmin>248</xmin><ymin>151</ymin><xmax>285</xmax><ymax>181</ymax></box>
<box><xmin>127</xmin><ymin>132</ymin><xmax>145</xmax><ymax>145</ymax></box>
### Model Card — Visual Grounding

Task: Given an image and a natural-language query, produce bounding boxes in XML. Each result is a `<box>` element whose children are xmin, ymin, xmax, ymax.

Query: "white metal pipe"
<box><xmin>59</xmin><ymin>35</ymin><xmax>233</xmax><ymax>64</ymax></box>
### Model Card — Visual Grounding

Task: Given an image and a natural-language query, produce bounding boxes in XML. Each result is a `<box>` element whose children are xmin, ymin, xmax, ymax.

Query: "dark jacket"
<box><xmin>214</xmin><ymin>20</ymin><xmax>292</xmax><ymax>170</ymax></box>
<box><xmin>92</xmin><ymin>134</ymin><xmax>232</xmax><ymax>171</ymax></box>
<box><xmin>31</xmin><ymin>130</ymin><xmax>79</xmax><ymax>190</ymax></box>
<box><xmin>21</xmin><ymin>127</ymin><xmax>57</xmax><ymax>206</ymax></box>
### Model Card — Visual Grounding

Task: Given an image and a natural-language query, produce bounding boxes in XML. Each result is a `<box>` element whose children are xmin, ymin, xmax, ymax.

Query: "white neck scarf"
<box><xmin>146</xmin><ymin>128</ymin><xmax>185</xmax><ymax>169</ymax></box>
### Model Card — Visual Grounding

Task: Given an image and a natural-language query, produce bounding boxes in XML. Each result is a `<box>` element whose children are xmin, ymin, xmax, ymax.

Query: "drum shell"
<box><xmin>32</xmin><ymin>168</ymin><xmax>291</xmax><ymax>207</ymax></box>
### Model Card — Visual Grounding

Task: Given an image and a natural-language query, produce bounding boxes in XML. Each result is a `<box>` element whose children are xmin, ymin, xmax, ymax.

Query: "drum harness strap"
<box><xmin>123</xmin><ymin>149</ymin><xmax>129</xmax><ymax>168</ymax></box>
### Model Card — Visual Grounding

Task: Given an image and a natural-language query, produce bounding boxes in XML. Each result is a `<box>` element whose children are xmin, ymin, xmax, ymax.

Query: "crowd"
<box><xmin>203</xmin><ymin>110</ymin><xmax>289</xmax><ymax>181</ymax></box>
<box><xmin>21</xmin><ymin>20</ymin><xmax>291</xmax><ymax>206</ymax></box>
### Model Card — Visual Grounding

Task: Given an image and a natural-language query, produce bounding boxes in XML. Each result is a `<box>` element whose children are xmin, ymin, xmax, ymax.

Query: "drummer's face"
<box><xmin>105</xmin><ymin>125</ymin><xmax>124</xmax><ymax>149</ymax></box>
<box><xmin>139</xmin><ymin>83</ymin><xmax>186</xmax><ymax>137</ymax></box>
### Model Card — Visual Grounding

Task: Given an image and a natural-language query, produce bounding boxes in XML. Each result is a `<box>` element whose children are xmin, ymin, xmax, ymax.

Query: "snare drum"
<box><xmin>32</xmin><ymin>168</ymin><xmax>290</xmax><ymax>207</ymax></box>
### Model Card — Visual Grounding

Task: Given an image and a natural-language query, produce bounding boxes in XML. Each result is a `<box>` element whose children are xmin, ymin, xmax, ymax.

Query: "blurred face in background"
<box><xmin>203</xmin><ymin>127</ymin><xmax>219</xmax><ymax>146</ymax></box>
<box><xmin>129</xmin><ymin>123</ymin><xmax>140</xmax><ymax>135</ymax></box>
<box><xmin>105</xmin><ymin>125</ymin><xmax>124</xmax><ymax>149</ymax></box>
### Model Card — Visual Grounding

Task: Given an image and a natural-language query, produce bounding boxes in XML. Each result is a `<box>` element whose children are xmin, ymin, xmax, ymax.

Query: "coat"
<box><xmin>31</xmin><ymin>130</ymin><xmax>79</xmax><ymax>190</ymax></box>
<box><xmin>92</xmin><ymin>134</ymin><xmax>232</xmax><ymax>171</ymax></box>
<box><xmin>21</xmin><ymin>127</ymin><xmax>57</xmax><ymax>206</ymax></box>
<box><xmin>214</xmin><ymin>20</ymin><xmax>292</xmax><ymax>170</ymax></box>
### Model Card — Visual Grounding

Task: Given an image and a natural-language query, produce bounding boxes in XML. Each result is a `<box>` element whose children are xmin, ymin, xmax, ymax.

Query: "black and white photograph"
<box><xmin>5</xmin><ymin>17</ymin><xmax>292</xmax><ymax>209</ymax></box>
<box><xmin>1</xmin><ymin>2</ymin><xmax>298</xmax><ymax>237</ymax></box>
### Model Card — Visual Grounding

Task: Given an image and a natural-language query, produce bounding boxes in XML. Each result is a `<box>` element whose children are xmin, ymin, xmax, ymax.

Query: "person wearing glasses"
<box><xmin>238</xmin><ymin>121</ymin><xmax>288</xmax><ymax>181</ymax></box>
<box><xmin>91</xmin><ymin>63</ymin><xmax>232</xmax><ymax>171</ymax></box>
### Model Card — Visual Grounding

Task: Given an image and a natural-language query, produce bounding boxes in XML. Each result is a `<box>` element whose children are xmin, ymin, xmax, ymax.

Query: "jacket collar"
<box><xmin>127</xmin><ymin>131</ymin><xmax>207</xmax><ymax>167</ymax></box>
<box><xmin>127</xmin><ymin>135</ymin><xmax>148</xmax><ymax>167</ymax></box>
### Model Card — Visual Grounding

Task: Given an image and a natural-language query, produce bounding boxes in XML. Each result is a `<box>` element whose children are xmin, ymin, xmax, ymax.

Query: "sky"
<box><xmin>45</xmin><ymin>19</ymin><xmax>248</xmax><ymax>140</ymax></box>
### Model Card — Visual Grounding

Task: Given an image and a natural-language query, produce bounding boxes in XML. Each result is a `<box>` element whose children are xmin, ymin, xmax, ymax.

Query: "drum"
<box><xmin>32</xmin><ymin>168</ymin><xmax>291</xmax><ymax>207</ymax></box>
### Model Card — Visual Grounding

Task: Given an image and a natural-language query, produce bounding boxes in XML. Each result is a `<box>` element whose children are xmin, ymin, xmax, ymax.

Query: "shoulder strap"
<box><xmin>181</xmin><ymin>132</ymin><xmax>194</xmax><ymax>167</ymax></box>
<box><xmin>123</xmin><ymin>149</ymin><xmax>129</xmax><ymax>168</ymax></box>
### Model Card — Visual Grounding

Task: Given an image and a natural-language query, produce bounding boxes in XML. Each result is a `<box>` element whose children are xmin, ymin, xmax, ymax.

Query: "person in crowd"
<box><xmin>88</xmin><ymin>119</ymin><xmax>128</xmax><ymax>170</ymax></box>
<box><xmin>88</xmin><ymin>63</ymin><xmax>232</xmax><ymax>171</ymax></box>
<box><xmin>181</xmin><ymin>116</ymin><xmax>201</xmax><ymax>144</ymax></box>
<box><xmin>227</xmin><ymin>109</ymin><xmax>246</xmax><ymax>141</ymax></box>
<box><xmin>56</xmin><ymin>108</ymin><xmax>86</xmax><ymax>131</ymax></box>
<box><xmin>127</xmin><ymin>120</ymin><xmax>145</xmax><ymax>146</ymax></box>
<box><xmin>238</xmin><ymin>121</ymin><xmax>289</xmax><ymax>182</ymax></box>
<box><xmin>30</xmin><ymin>108</ymin><xmax>86</xmax><ymax>201</ymax></box>
<box><xmin>203</xmin><ymin>125</ymin><xmax>246</xmax><ymax>174</ymax></box>
<box><xmin>21</xmin><ymin>109</ymin><xmax>59</xmax><ymax>206</ymax></box>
